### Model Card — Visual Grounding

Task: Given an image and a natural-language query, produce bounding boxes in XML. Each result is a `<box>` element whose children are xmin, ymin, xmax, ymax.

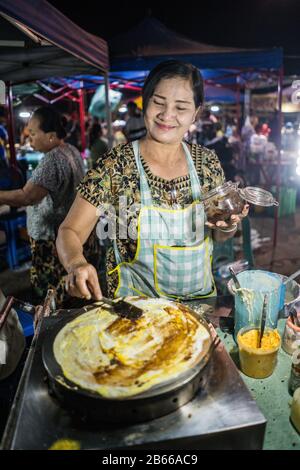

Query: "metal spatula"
<box><xmin>257</xmin><ymin>294</ymin><xmax>268</xmax><ymax>348</ymax></box>
<box><xmin>229</xmin><ymin>266</ymin><xmax>241</xmax><ymax>290</ymax></box>
<box><xmin>98</xmin><ymin>297</ymin><xmax>143</xmax><ymax>320</ymax></box>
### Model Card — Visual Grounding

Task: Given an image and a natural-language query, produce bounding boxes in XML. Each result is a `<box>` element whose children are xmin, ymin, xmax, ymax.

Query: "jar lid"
<box><xmin>239</xmin><ymin>187</ymin><xmax>279</xmax><ymax>207</ymax></box>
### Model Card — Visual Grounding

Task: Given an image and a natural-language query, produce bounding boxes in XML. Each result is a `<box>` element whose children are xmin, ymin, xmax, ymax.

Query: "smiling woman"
<box><xmin>56</xmin><ymin>60</ymin><xmax>249</xmax><ymax>301</ymax></box>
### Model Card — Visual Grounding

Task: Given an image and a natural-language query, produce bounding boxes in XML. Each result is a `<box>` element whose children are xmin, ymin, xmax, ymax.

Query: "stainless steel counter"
<box><xmin>1</xmin><ymin>298</ymin><xmax>266</xmax><ymax>450</ymax></box>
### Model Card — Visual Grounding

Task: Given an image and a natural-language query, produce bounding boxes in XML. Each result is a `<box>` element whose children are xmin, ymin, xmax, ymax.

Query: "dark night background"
<box><xmin>48</xmin><ymin>0</ymin><xmax>300</xmax><ymax>55</ymax></box>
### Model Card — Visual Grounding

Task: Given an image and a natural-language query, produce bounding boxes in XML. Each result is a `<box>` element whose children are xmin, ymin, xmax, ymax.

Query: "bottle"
<box><xmin>26</xmin><ymin>163</ymin><xmax>33</xmax><ymax>181</ymax></box>
<box><xmin>289</xmin><ymin>364</ymin><xmax>300</xmax><ymax>395</ymax></box>
<box><xmin>290</xmin><ymin>388</ymin><xmax>300</xmax><ymax>434</ymax></box>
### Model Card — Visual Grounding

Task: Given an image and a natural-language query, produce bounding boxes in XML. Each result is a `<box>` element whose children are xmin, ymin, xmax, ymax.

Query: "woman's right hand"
<box><xmin>64</xmin><ymin>262</ymin><xmax>102</xmax><ymax>300</ymax></box>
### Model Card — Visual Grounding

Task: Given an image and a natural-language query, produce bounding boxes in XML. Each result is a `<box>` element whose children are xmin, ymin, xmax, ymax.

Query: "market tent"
<box><xmin>0</xmin><ymin>0</ymin><xmax>109</xmax><ymax>82</ymax></box>
<box><xmin>109</xmin><ymin>17</ymin><xmax>283</xmax><ymax>107</ymax></box>
<box><xmin>110</xmin><ymin>17</ymin><xmax>282</xmax><ymax>73</ymax></box>
<box><xmin>0</xmin><ymin>0</ymin><xmax>111</xmax><ymax>159</ymax></box>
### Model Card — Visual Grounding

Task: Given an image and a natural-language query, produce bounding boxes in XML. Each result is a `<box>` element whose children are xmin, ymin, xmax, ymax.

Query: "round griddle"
<box><xmin>42</xmin><ymin>302</ymin><xmax>217</xmax><ymax>424</ymax></box>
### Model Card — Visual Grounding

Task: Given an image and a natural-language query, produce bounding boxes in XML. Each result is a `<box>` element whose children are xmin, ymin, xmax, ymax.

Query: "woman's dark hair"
<box><xmin>89</xmin><ymin>123</ymin><xmax>102</xmax><ymax>147</ymax></box>
<box><xmin>32</xmin><ymin>106</ymin><xmax>67</xmax><ymax>139</ymax></box>
<box><xmin>142</xmin><ymin>60</ymin><xmax>204</xmax><ymax>113</ymax></box>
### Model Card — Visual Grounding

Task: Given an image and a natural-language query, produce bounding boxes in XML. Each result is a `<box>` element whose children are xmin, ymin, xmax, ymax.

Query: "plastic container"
<box><xmin>237</xmin><ymin>326</ymin><xmax>281</xmax><ymax>378</ymax></box>
<box><xmin>202</xmin><ymin>181</ymin><xmax>278</xmax><ymax>224</ymax></box>
<box><xmin>289</xmin><ymin>363</ymin><xmax>300</xmax><ymax>396</ymax></box>
<box><xmin>228</xmin><ymin>269</ymin><xmax>284</xmax><ymax>339</ymax></box>
<box><xmin>267</xmin><ymin>186</ymin><xmax>297</xmax><ymax>218</ymax></box>
<box><xmin>282</xmin><ymin>310</ymin><xmax>300</xmax><ymax>355</ymax></box>
<box><xmin>290</xmin><ymin>388</ymin><xmax>300</xmax><ymax>433</ymax></box>
<box><xmin>16</xmin><ymin>309</ymin><xmax>34</xmax><ymax>337</ymax></box>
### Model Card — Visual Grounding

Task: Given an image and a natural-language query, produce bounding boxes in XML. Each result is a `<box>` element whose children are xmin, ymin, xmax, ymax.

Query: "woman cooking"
<box><xmin>0</xmin><ymin>107</ymin><xmax>88</xmax><ymax>305</ymax></box>
<box><xmin>57</xmin><ymin>60</ymin><xmax>249</xmax><ymax>301</ymax></box>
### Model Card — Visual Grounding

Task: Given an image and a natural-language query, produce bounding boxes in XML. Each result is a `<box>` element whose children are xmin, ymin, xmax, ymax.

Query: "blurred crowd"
<box><xmin>0</xmin><ymin>101</ymin><xmax>294</xmax><ymax>188</ymax></box>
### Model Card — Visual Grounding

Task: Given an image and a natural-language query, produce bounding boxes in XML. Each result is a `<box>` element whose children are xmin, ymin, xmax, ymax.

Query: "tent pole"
<box><xmin>78</xmin><ymin>87</ymin><xmax>86</xmax><ymax>154</ymax></box>
<box><xmin>272</xmin><ymin>66</ymin><xmax>283</xmax><ymax>250</ymax></box>
<box><xmin>242</xmin><ymin>87</ymin><xmax>251</xmax><ymax>172</ymax></box>
<box><xmin>236</xmin><ymin>75</ymin><xmax>241</xmax><ymax>131</ymax></box>
<box><xmin>104</xmin><ymin>72</ymin><xmax>113</xmax><ymax>148</ymax></box>
<box><xmin>6</xmin><ymin>81</ymin><xmax>17</xmax><ymax>167</ymax></box>
<box><xmin>244</xmin><ymin>88</ymin><xmax>251</xmax><ymax>121</ymax></box>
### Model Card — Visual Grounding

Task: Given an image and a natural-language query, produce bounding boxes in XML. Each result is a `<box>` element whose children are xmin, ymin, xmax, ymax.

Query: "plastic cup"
<box><xmin>237</xmin><ymin>326</ymin><xmax>281</xmax><ymax>379</ymax></box>
<box><xmin>228</xmin><ymin>270</ymin><xmax>284</xmax><ymax>339</ymax></box>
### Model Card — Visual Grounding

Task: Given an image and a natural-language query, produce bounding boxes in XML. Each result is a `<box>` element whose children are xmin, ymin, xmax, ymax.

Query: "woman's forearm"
<box><xmin>0</xmin><ymin>189</ymin><xmax>30</xmax><ymax>207</ymax></box>
<box><xmin>0</xmin><ymin>182</ymin><xmax>48</xmax><ymax>207</ymax></box>
<box><xmin>56</xmin><ymin>194</ymin><xmax>100</xmax><ymax>274</ymax></box>
<box><xmin>56</xmin><ymin>226</ymin><xmax>87</xmax><ymax>273</ymax></box>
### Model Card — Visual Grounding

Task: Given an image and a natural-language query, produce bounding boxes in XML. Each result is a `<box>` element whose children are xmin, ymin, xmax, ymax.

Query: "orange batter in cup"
<box><xmin>237</xmin><ymin>327</ymin><xmax>281</xmax><ymax>378</ymax></box>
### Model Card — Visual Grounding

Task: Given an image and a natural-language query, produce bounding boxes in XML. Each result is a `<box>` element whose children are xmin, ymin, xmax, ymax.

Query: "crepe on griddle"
<box><xmin>53</xmin><ymin>298</ymin><xmax>211</xmax><ymax>398</ymax></box>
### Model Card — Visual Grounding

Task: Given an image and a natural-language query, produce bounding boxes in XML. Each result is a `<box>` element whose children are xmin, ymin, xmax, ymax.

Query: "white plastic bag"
<box><xmin>0</xmin><ymin>290</ymin><xmax>25</xmax><ymax>380</ymax></box>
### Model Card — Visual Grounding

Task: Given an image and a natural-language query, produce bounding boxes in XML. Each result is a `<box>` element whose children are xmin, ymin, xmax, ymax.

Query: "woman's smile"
<box><xmin>155</xmin><ymin>122</ymin><xmax>177</xmax><ymax>131</ymax></box>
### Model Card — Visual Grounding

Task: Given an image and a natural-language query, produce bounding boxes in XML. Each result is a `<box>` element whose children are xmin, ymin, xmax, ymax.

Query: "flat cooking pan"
<box><xmin>42</xmin><ymin>301</ymin><xmax>220</xmax><ymax>424</ymax></box>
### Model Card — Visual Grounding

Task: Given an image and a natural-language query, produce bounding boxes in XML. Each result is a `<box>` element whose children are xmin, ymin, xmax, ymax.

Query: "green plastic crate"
<box><xmin>267</xmin><ymin>186</ymin><xmax>297</xmax><ymax>217</ymax></box>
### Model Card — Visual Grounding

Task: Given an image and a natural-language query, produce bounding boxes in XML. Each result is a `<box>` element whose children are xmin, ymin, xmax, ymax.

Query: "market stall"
<box><xmin>1</xmin><ymin>12</ymin><xmax>299</xmax><ymax>454</ymax></box>
<box><xmin>0</xmin><ymin>0</ymin><xmax>110</xmax><ymax>269</ymax></box>
<box><xmin>0</xmin><ymin>0</ymin><xmax>110</xmax><ymax>165</ymax></box>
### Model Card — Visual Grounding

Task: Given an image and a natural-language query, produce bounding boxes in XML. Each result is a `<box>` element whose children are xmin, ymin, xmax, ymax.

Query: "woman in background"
<box><xmin>0</xmin><ymin>106</ymin><xmax>88</xmax><ymax>304</ymax></box>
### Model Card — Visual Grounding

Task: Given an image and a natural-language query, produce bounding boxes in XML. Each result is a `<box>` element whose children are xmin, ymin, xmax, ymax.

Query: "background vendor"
<box><xmin>0</xmin><ymin>107</ymin><xmax>87</xmax><ymax>305</ymax></box>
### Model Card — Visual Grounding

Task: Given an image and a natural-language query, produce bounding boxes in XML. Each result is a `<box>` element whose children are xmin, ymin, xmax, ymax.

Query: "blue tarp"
<box><xmin>108</xmin><ymin>17</ymin><xmax>283</xmax><ymax>103</ymax></box>
<box><xmin>109</xmin><ymin>17</ymin><xmax>282</xmax><ymax>73</ymax></box>
<box><xmin>111</xmin><ymin>49</ymin><xmax>283</xmax><ymax>74</ymax></box>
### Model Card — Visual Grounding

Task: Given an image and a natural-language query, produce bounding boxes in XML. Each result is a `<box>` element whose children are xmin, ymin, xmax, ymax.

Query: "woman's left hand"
<box><xmin>205</xmin><ymin>204</ymin><xmax>250</xmax><ymax>232</ymax></box>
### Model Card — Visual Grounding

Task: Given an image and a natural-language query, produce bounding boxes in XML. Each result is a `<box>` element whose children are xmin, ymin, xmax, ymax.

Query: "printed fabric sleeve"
<box><xmin>77</xmin><ymin>148</ymin><xmax>121</xmax><ymax>209</ymax></box>
<box><xmin>198</xmin><ymin>146</ymin><xmax>226</xmax><ymax>194</ymax></box>
<box><xmin>209</xmin><ymin>149</ymin><xmax>226</xmax><ymax>187</ymax></box>
<box><xmin>30</xmin><ymin>153</ymin><xmax>60</xmax><ymax>193</ymax></box>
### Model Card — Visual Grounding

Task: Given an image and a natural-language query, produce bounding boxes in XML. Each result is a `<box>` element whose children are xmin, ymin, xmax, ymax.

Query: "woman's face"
<box><xmin>28</xmin><ymin>117</ymin><xmax>54</xmax><ymax>152</ymax></box>
<box><xmin>144</xmin><ymin>77</ymin><xmax>198</xmax><ymax>145</ymax></box>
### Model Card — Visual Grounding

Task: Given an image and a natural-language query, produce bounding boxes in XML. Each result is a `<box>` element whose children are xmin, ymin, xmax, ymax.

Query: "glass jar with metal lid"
<box><xmin>201</xmin><ymin>181</ymin><xmax>279</xmax><ymax>224</ymax></box>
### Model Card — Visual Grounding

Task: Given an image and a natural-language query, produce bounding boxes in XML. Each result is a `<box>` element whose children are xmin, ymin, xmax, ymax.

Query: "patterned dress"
<box><xmin>27</xmin><ymin>143</ymin><xmax>93</xmax><ymax>306</ymax></box>
<box><xmin>77</xmin><ymin>141</ymin><xmax>225</xmax><ymax>297</ymax></box>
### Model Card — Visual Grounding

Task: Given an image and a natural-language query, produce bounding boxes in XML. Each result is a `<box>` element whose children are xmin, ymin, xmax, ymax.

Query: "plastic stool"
<box><xmin>16</xmin><ymin>309</ymin><xmax>34</xmax><ymax>337</ymax></box>
<box><xmin>0</xmin><ymin>211</ymin><xmax>31</xmax><ymax>269</ymax></box>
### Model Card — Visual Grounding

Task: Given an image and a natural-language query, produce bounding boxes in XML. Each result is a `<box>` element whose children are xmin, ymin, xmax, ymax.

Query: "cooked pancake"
<box><xmin>53</xmin><ymin>297</ymin><xmax>211</xmax><ymax>398</ymax></box>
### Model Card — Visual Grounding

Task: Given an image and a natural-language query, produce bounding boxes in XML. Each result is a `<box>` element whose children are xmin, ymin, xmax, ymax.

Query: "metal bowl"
<box><xmin>279</xmin><ymin>275</ymin><xmax>300</xmax><ymax>318</ymax></box>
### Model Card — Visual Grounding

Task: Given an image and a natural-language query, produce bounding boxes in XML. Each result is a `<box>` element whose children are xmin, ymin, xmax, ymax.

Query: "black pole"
<box><xmin>272</xmin><ymin>66</ymin><xmax>283</xmax><ymax>250</ymax></box>
<box><xmin>5</xmin><ymin>81</ymin><xmax>17</xmax><ymax>168</ymax></box>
